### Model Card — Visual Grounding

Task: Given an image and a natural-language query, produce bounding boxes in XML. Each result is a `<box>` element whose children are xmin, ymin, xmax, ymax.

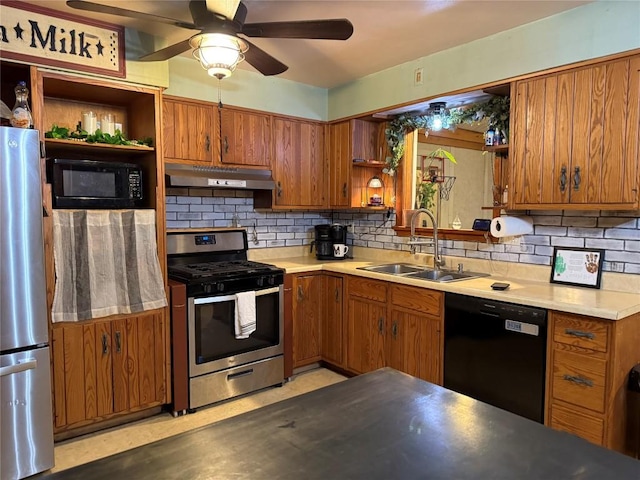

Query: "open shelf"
<box><xmin>44</xmin><ymin>138</ymin><xmax>155</xmax><ymax>153</ymax></box>
<box><xmin>45</xmin><ymin>138</ymin><xmax>154</xmax><ymax>153</ymax></box>
<box><xmin>481</xmin><ymin>205</ymin><xmax>506</xmax><ymax>210</ymax></box>
<box><xmin>352</xmin><ymin>160</ymin><xmax>387</xmax><ymax>167</ymax></box>
<box><xmin>483</xmin><ymin>144</ymin><xmax>509</xmax><ymax>153</ymax></box>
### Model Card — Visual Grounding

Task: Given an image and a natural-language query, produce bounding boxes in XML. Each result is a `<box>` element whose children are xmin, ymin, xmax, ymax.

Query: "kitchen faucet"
<box><xmin>408</xmin><ymin>208</ymin><xmax>445</xmax><ymax>270</ymax></box>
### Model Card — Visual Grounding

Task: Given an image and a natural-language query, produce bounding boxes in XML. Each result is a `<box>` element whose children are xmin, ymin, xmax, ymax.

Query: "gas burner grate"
<box><xmin>169</xmin><ymin>260</ymin><xmax>278</xmax><ymax>279</ymax></box>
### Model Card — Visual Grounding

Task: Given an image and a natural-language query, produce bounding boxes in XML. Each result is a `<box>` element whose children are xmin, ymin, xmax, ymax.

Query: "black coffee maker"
<box><xmin>312</xmin><ymin>224</ymin><xmax>348</xmax><ymax>260</ymax></box>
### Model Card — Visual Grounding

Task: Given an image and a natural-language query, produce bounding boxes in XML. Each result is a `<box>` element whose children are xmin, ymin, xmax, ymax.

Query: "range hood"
<box><xmin>165</xmin><ymin>163</ymin><xmax>275</xmax><ymax>190</ymax></box>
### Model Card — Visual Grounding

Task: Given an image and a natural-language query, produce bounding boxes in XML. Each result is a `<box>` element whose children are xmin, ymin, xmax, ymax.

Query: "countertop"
<box><xmin>43</xmin><ymin>368</ymin><xmax>640</xmax><ymax>480</ymax></box>
<box><xmin>266</xmin><ymin>256</ymin><xmax>640</xmax><ymax>320</ymax></box>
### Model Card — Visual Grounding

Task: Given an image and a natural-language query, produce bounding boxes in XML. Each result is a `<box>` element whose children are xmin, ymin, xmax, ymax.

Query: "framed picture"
<box><xmin>550</xmin><ymin>247</ymin><xmax>604</xmax><ymax>289</ymax></box>
<box><xmin>419</xmin><ymin>156</ymin><xmax>444</xmax><ymax>183</ymax></box>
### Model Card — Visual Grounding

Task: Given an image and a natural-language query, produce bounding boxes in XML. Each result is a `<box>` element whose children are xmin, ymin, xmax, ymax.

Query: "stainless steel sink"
<box><xmin>357</xmin><ymin>263</ymin><xmax>427</xmax><ymax>275</ymax></box>
<box><xmin>358</xmin><ymin>263</ymin><xmax>489</xmax><ymax>283</ymax></box>
<box><xmin>405</xmin><ymin>269</ymin><xmax>489</xmax><ymax>283</ymax></box>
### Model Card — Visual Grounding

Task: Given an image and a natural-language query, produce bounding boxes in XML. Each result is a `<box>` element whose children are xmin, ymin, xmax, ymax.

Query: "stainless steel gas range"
<box><xmin>167</xmin><ymin>230</ymin><xmax>285</xmax><ymax>412</ymax></box>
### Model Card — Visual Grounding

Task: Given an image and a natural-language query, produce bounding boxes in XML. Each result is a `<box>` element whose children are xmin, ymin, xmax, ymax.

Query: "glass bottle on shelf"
<box><xmin>10</xmin><ymin>81</ymin><xmax>33</xmax><ymax>129</ymax></box>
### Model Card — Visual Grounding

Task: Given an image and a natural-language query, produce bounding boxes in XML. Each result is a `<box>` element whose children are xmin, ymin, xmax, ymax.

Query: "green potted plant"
<box><xmin>416</xmin><ymin>176</ymin><xmax>438</xmax><ymax>210</ymax></box>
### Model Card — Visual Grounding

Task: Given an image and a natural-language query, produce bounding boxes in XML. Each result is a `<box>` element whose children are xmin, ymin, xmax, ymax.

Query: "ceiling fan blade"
<box><xmin>66</xmin><ymin>0</ymin><xmax>197</xmax><ymax>30</ymax></box>
<box><xmin>242</xmin><ymin>39</ymin><xmax>288</xmax><ymax>76</ymax></box>
<box><xmin>242</xmin><ymin>19</ymin><xmax>354</xmax><ymax>40</ymax></box>
<box><xmin>138</xmin><ymin>39</ymin><xmax>192</xmax><ymax>62</ymax></box>
<box><xmin>205</xmin><ymin>0</ymin><xmax>240</xmax><ymax>20</ymax></box>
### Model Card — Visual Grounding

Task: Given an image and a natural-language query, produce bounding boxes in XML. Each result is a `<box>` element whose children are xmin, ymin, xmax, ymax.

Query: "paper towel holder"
<box><xmin>490</xmin><ymin>215</ymin><xmax>534</xmax><ymax>237</ymax></box>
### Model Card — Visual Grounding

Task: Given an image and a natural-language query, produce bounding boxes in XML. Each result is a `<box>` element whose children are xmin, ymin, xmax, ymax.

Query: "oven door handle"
<box><xmin>194</xmin><ymin>294</ymin><xmax>237</xmax><ymax>304</ymax></box>
<box><xmin>255</xmin><ymin>287</ymin><xmax>281</xmax><ymax>297</ymax></box>
<box><xmin>193</xmin><ymin>286</ymin><xmax>281</xmax><ymax>305</ymax></box>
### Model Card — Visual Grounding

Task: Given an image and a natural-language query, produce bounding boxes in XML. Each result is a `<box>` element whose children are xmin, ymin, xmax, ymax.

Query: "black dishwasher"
<box><xmin>444</xmin><ymin>293</ymin><xmax>547</xmax><ymax>423</ymax></box>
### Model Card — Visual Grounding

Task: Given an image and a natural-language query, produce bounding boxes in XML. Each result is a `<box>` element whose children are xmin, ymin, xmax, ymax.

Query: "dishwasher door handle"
<box><xmin>479</xmin><ymin>310</ymin><xmax>501</xmax><ymax>318</ymax></box>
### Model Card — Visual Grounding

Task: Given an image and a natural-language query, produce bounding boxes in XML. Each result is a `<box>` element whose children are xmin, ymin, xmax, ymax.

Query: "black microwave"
<box><xmin>48</xmin><ymin>158</ymin><xmax>143</xmax><ymax>209</ymax></box>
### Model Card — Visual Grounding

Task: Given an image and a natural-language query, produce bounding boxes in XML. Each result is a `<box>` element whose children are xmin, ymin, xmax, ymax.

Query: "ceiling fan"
<box><xmin>66</xmin><ymin>0</ymin><xmax>354</xmax><ymax>78</ymax></box>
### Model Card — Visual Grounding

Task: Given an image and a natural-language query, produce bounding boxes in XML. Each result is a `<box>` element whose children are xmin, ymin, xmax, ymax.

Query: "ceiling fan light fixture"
<box><xmin>190</xmin><ymin>33</ymin><xmax>248</xmax><ymax>79</ymax></box>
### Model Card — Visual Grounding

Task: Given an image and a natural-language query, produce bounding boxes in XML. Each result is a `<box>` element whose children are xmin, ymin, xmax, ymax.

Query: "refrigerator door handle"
<box><xmin>0</xmin><ymin>358</ymin><xmax>37</xmax><ymax>377</ymax></box>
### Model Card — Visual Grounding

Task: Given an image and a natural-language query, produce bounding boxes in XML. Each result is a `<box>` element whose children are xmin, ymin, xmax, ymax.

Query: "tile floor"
<box><xmin>52</xmin><ymin>367</ymin><xmax>346</xmax><ymax>473</ymax></box>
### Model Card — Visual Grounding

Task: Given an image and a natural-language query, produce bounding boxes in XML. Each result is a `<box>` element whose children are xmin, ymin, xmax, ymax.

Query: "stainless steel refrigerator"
<box><xmin>1</xmin><ymin>127</ymin><xmax>54</xmax><ymax>479</ymax></box>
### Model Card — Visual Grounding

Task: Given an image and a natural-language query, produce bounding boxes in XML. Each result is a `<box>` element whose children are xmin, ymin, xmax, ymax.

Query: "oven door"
<box><xmin>188</xmin><ymin>286</ymin><xmax>283</xmax><ymax>377</ymax></box>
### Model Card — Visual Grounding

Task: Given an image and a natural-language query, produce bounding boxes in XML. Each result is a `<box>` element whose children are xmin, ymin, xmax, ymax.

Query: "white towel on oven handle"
<box><xmin>235</xmin><ymin>291</ymin><xmax>256</xmax><ymax>339</ymax></box>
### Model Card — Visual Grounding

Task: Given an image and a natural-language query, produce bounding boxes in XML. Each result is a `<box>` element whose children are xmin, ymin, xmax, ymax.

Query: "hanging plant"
<box><xmin>384</xmin><ymin>114</ymin><xmax>457</xmax><ymax>176</ymax></box>
<box><xmin>449</xmin><ymin>95</ymin><xmax>510</xmax><ymax>138</ymax></box>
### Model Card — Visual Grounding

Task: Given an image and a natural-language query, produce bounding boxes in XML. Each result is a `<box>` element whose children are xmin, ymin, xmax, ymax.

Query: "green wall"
<box><xmin>164</xmin><ymin>57</ymin><xmax>328</xmax><ymax>120</ymax></box>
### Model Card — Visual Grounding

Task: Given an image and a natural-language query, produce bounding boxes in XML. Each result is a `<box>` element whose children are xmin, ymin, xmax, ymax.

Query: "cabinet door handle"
<box><xmin>378</xmin><ymin>317</ymin><xmax>384</xmax><ymax>335</ymax></box>
<box><xmin>573</xmin><ymin>166</ymin><xmax>581</xmax><ymax>191</ymax></box>
<box><xmin>101</xmin><ymin>333</ymin><xmax>109</xmax><ymax>355</ymax></box>
<box><xmin>223</xmin><ymin>135</ymin><xmax>229</xmax><ymax>154</ymax></box>
<box><xmin>335</xmin><ymin>288</ymin><xmax>339</xmax><ymax>303</ymax></box>
<box><xmin>564</xmin><ymin>329</ymin><xmax>595</xmax><ymax>340</ymax></box>
<box><xmin>297</xmin><ymin>285</ymin><xmax>304</xmax><ymax>302</ymax></box>
<box><xmin>559</xmin><ymin>166</ymin><xmax>567</xmax><ymax>193</ymax></box>
<box><xmin>392</xmin><ymin>321</ymin><xmax>398</xmax><ymax>340</ymax></box>
<box><xmin>563</xmin><ymin>374</ymin><xmax>594</xmax><ymax>388</ymax></box>
<box><xmin>115</xmin><ymin>331</ymin><xmax>122</xmax><ymax>354</ymax></box>
<box><xmin>277</xmin><ymin>181</ymin><xmax>283</xmax><ymax>197</ymax></box>
<box><xmin>205</xmin><ymin>135</ymin><xmax>210</xmax><ymax>152</ymax></box>
<box><xmin>342</xmin><ymin>182</ymin><xmax>347</xmax><ymax>198</ymax></box>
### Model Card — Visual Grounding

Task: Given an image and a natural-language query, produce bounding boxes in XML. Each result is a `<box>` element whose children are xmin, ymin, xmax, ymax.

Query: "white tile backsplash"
<box><xmin>165</xmin><ymin>188</ymin><xmax>640</xmax><ymax>275</ymax></box>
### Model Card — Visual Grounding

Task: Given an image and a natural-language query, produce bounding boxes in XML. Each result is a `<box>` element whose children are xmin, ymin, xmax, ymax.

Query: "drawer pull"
<box><xmin>378</xmin><ymin>317</ymin><xmax>384</xmax><ymax>335</ymax></box>
<box><xmin>563</xmin><ymin>374</ymin><xmax>594</xmax><ymax>388</ymax></box>
<box><xmin>565</xmin><ymin>329</ymin><xmax>595</xmax><ymax>340</ymax></box>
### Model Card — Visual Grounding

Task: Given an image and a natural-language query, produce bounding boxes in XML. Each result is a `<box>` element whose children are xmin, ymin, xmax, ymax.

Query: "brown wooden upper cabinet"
<box><xmin>163</xmin><ymin>96</ymin><xmax>217</xmax><ymax>165</ymax></box>
<box><xmin>328</xmin><ymin>121</ymin><xmax>352</xmax><ymax>208</ymax></box>
<box><xmin>328</xmin><ymin>119</ymin><xmax>391</xmax><ymax>209</ymax></box>
<box><xmin>220</xmin><ymin>107</ymin><xmax>272</xmax><ymax>168</ymax></box>
<box><xmin>511</xmin><ymin>55</ymin><xmax>640</xmax><ymax>210</ymax></box>
<box><xmin>272</xmin><ymin>118</ymin><xmax>325</xmax><ymax>208</ymax></box>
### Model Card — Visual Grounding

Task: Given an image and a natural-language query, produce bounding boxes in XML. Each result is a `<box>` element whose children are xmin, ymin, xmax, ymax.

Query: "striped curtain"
<box><xmin>52</xmin><ymin>210</ymin><xmax>167</xmax><ymax>322</ymax></box>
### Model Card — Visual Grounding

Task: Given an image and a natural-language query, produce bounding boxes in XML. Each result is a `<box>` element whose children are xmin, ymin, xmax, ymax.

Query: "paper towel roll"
<box><xmin>490</xmin><ymin>216</ymin><xmax>533</xmax><ymax>237</ymax></box>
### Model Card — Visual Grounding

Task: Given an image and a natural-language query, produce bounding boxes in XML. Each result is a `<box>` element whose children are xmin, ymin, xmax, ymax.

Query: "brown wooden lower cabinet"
<box><xmin>51</xmin><ymin>309</ymin><xmax>167</xmax><ymax>432</ymax></box>
<box><xmin>291</xmin><ymin>273</ymin><xmax>346</xmax><ymax>370</ymax></box>
<box><xmin>345</xmin><ymin>293</ymin><xmax>386</xmax><ymax>374</ymax></box>
<box><xmin>291</xmin><ymin>273</ymin><xmax>323</xmax><ymax>368</ymax></box>
<box><xmin>344</xmin><ymin>276</ymin><xmax>443</xmax><ymax>384</ymax></box>
<box><xmin>546</xmin><ymin>310</ymin><xmax>640</xmax><ymax>455</ymax></box>
<box><xmin>322</xmin><ymin>274</ymin><xmax>344</xmax><ymax>367</ymax></box>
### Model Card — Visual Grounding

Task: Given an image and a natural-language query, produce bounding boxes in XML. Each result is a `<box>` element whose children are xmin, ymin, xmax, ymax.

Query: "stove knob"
<box><xmin>257</xmin><ymin>276</ymin><xmax>265</xmax><ymax>287</ymax></box>
<box><xmin>267</xmin><ymin>276</ymin><xmax>275</xmax><ymax>286</ymax></box>
<box><xmin>217</xmin><ymin>283</ymin><xmax>225</xmax><ymax>293</ymax></box>
<box><xmin>203</xmin><ymin>284</ymin><xmax>212</xmax><ymax>294</ymax></box>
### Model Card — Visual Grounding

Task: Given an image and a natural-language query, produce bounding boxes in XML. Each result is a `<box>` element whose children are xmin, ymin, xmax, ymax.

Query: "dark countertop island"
<box><xmin>44</xmin><ymin>368</ymin><xmax>639</xmax><ymax>479</ymax></box>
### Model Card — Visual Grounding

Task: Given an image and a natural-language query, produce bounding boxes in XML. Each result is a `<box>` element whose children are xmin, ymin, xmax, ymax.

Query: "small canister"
<box><xmin>484</xmin><ymin>128</ymin><xmax>495</xmax><ymax>146</ymax></box>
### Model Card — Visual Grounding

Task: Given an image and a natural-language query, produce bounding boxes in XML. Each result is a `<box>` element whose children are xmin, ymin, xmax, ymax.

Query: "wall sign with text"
<box><xmin>0</xmin><ymin>1</ymin><xmax>125</xmax><ymax>78</ymax></box>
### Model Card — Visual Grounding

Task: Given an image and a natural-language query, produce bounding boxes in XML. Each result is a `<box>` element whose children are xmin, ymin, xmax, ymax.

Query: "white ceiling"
<box><xmin>30</xmin><ymin>0</ymin><xmax>591</xmax><ymax>89</ymax></box>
